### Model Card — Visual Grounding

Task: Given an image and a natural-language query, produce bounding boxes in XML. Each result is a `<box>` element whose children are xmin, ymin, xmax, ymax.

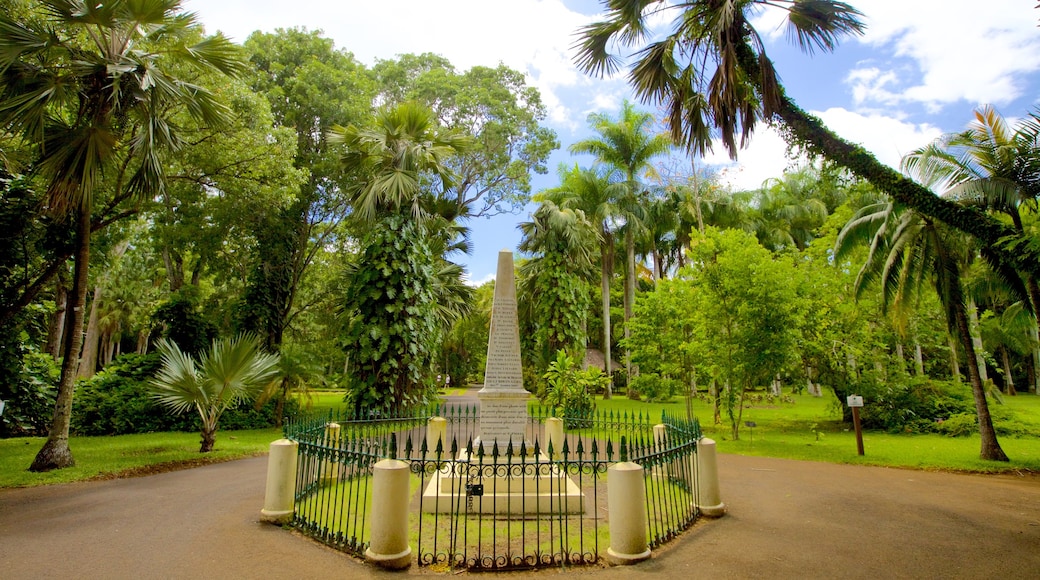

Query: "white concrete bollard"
<box><xmin>607</xmin><ymin>461</ymin><xmax>651</xmax><ymax>565</ymax></box>
<box><xmin>321</xmin><ymin>422</ymin><xmax>341</xmax><ymax>483</ymax></box>
<box><xmin>260</xmin><ymin>438</ymin><xmax>298</xmax><ymax>524</ymax></box>
<box><xmin>365</xmin><ymin>459</ymin><xmax>412</xmax><ymax>569</ymax></box>
<box><xmin>426</xmin><ymin>416</ymin><xmax>448</xmax><ymax>457</ymax></box>
<box><xmin>695</xmin><ymin>437</ymin><xmax>726</xmax><ymax>517</ymax></box>
<box><xmin>544</xmin><ymin>417</ymin><xmax>564</xmax><ymax>458</ymax></box>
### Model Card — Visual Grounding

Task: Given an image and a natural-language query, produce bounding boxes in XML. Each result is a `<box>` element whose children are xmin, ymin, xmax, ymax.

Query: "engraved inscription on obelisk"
<box><xmin>478</xmin><ymin>250</ymin><xmax>529</xmax><ymax>447</ymax></box>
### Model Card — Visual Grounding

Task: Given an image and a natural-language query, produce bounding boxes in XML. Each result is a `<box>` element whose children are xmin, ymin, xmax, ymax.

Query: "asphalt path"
<box><xmin>2</xmin><ymin>451</ymin><xmax>1038</xmax><ymax>579</ymax></box>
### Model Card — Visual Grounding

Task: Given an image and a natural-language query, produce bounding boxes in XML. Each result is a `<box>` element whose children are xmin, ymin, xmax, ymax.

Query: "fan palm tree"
<box><xmin>574</xmin><ymin>0</ymin><xmax>1040</xmax><ymax>284</ymax></box>
<box><xmin>903</xmin><ymin>105</ymin><xmax>1040</xmax><ymax>393</ymax></box>
<box><xmin>150</xmin><ymin>334</ymin><xmax>281</xmax><ymax>452</ymax></box>
<box><xmin>835</xmin><ymin>202</ymin><xmax>1009</xmax><ymax>461</ymax></box>
<box><xmin>0</xmin><ymin>0</ymin><xmax>243</xmax><ymax>471</ymax></box>
<box><xmin>330</xmin><ymin>101</ymin><xmax>470</xmax><ymax>223</ymax></box>
<box><xmin>331</xmin><ymin>102</ymin><xmax>470</xmax><ymax>413</ymax></box>
<box><xmin>569</xmin><ymin>101</ymin><xmax>672</xmax><ymax>390</ymax></box>
<box><xmin>539</xmin><ymin>164</ymin><xmax>622</xmax><ymax>397</ymax></box>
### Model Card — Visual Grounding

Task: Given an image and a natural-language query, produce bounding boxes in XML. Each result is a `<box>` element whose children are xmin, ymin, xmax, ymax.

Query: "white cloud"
<box><xmin>703</xmin><ymin>109</ymin><xmax>943</xmax><ymax>190</ymax></box>
<box><xmin>853</xmin><ymin>1</ymin><xmax>1040</xmax><ymax>109</ymax></box>
<box><xmin>702</xmin><ymin>126</ymin><xmax>791</xmax><ymax>191</ymax></box>
<box><xmin>185</xmin><ymin>0</ymin><xmax>596</xmax><ymax>126</ymax></box>
<box><xmin>753</xmin><ymin>1</ymin><xmax>1040</xmax><ymax>111</ymax></box>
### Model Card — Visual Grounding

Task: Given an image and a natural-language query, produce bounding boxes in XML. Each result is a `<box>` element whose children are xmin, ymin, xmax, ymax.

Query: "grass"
<box><xmin>593</xmin><ymin>390</ymin><xmax>1040</xmax><ymax>474</ymax></box>
<box><xmin>4</xmin><ymin>389</ymin><xmax>1037</xmax><ymax>490</ymax></box>
<box><xmin>0</xmin><ymin>428</ymin><xmax>279</xmax><ymax>488</ymax></box>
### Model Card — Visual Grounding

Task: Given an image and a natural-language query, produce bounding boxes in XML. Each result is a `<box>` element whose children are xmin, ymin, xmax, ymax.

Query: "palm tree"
<box><xmin>574</xmin><ymin>1</ymin><xmax>1040</xmax><ymax>285</ymax></box>
<box><xmin>331</xmin><ymin>102</ymin><xmax>470</xmax><ymax>413</ymax></box>
<box><xmin>751</xmin><ymin>171</ymin><xmax>829</xmax><ymax>252</ymax></box>
<box><xmin>330</xmin><ymin>101</ymin><xmax>471</xmax><ymax>223</ymax></box>
<box><xmin>835</xmin><ymin>202</ymin><xmax>1009</xmax><ymax>461</ymax></box>
<box><xmin>539</xmin><ymin>164</ymin><xmax>622</xmax><ymax>397</ymax></box>
<box><xmin>0</xmin><ymin>1</ymin><xmax>243</xmax><ymax>471</ymax></box>
<box><xmin>519</xmin><ymin>199</ymin><xmax>599</xmax><ymax>360</ymax></box>
<box><xmin>903</xmin><ymin>105</ymin><xmax>1040</xmax><ymax>394</ymax></box>
<box><xmin>150</xmin><ymin>334</ymin><xmax>281</xmax><ymax>452</ymax></box>
<box><xmin>569</xmin><ymin>101</ymin><xmax>671</xmax><ymax>391</ymax></box>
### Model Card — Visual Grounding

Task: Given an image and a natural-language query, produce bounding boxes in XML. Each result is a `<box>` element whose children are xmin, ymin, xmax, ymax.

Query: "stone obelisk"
<box><xmin>478</xmin><ymin>249</ymin><xmax>529</xmax><ymax>449</ymax></box>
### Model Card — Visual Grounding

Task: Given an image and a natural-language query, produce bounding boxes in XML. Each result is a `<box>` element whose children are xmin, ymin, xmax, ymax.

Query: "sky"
<box><xmin>184</xmin><ymin>0</ymin><xmax>1040</xmax><ymax>284</ymax></box>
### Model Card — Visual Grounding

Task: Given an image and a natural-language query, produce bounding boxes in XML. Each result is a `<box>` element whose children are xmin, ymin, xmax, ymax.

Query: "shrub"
<box><xmin>630</xmin><ymin>373</ymin><xmax>681</xmax><ymax>403</ymax></box>
<box><xmin>541</xmin><ymin>351</ymin><xmax>602</xmax><ymax>428</ymax></box>
<box><xmin>0</xmin><ymin>346</ymin><xmax>59</xmax><ymax>437</ymax></box>
<box><xmin>854</xmin><ymin>375</ymin><xmax>973</xmax><ymax>433</ymax></box>
<box><xmin>72</xmin><ymin>352</ymin><xmax>292</xmax><ymax>436</ymax></box>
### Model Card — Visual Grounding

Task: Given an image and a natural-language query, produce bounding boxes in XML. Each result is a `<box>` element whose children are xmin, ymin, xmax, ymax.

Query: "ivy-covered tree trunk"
<box><xmin>342</xmin><ymin>215</ymin><xmax>439</xmax><ymax>414</ymax></box>
<box><xmin>731</xmin><ymin>43</ymin><xmax>1039</xmax><ymax>283</ymax></box>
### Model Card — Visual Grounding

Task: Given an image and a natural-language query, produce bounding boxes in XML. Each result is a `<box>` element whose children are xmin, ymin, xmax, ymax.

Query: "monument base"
<box><xmin>476</xmin><ymin>389</ymin><xmax>530</xmax><ymax>450</ymax></box>
<box><xmin>421</xmin><ymin>450</ymin><xmax>585</xmax><ymax>515</ymax></box>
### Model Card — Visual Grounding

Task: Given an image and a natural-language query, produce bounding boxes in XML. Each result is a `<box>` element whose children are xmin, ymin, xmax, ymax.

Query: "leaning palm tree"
<box><xmin>540</xmin><ymin>164</ymin><xmax>623</xmax><ymax>397</ymax></box>
<box><xmin>835</xmin><ymin>202</ymin><xmax>1009</xmax><ymax>461</ymax></box>
<box><xmin>569</xmin><ymin>101</ymin><xmax>672</xmax><ymax>390</ymax></box>
<box><xmin>903</xmin><ymin>105</ymin><xmax>1040</xmax><ymax>393</ymax></box>
<box><xmin>0</xmin><ymin>0</ymin><xmax>243</xmax><ymax>471</ymax></box>
<box><xmin>151</xmin><ymin>334</ymin><xmax>281</xmax><ymax>452</ymax></box>
<box><xmin>574</xmin><ymin>0</ymin><xmax>1040</xmax><ymax>284</ymax></box>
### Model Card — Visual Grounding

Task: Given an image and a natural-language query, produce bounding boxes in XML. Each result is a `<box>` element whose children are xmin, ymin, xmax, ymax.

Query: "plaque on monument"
<box><xmin>478</xmin><ymin>249</ymin><xmax>529</xmax><ymax>448</ymax></box>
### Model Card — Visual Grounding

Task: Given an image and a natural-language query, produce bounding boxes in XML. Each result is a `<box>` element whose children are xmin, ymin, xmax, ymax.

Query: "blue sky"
<box><xmin>186</xmin><ymin>0</ymin><xmax>1040</xmax><ymax>284</ymax></box>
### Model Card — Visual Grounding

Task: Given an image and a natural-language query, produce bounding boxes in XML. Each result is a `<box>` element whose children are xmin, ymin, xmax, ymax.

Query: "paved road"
<box><xmin>2</xmin><ymin>453</ymin><xmax>1038</xmax><ymax>579</ymax></box>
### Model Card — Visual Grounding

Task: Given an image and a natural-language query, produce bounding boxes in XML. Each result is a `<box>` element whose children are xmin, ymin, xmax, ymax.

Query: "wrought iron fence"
<box><xmin>284</xmin><ymin>404</ymin><xmax>701</xmax><ymax>571</ymax></box>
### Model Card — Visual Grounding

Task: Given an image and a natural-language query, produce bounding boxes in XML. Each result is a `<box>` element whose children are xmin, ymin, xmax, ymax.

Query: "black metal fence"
<box><xmin>284</xmin><ymin>404</ymin><xmax>701</xmax><ymax>571</ymax></box>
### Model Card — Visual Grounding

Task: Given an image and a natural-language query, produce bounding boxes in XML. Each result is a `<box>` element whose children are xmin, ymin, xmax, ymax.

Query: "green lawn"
<box><xmin>595</xmin><ymin>391</ymin><xmax>1040</xmax><ymax>474</ymax></box>
<box><xmin>0</xmin><ymin>428</ymin><xmax>279</xmax><ymax>488</ymax></box>
<box><xmin>3</xmin><ymin>389</ymin><xmax>1036</xmax><ymax>490</ymax></box>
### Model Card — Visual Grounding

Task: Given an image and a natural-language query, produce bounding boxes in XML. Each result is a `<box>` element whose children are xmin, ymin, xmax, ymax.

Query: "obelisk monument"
<box><xmin>478</xmin><ymin>249</ymin><xmax>529</xmax><ymax>449</ymax></box>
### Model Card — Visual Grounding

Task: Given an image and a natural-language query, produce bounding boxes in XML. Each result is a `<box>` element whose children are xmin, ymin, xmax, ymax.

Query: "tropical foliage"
<box><xmin>149</xmin><ymin>334</ymin><xmax>281</xmax><ymax>452</ymax></box>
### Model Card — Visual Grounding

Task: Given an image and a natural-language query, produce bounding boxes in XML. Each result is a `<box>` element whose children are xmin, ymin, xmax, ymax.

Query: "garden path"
<box><xmin>1</xmin><ymin>451</ymin><xmax>1037</xmax><ymax>578</ymax></box>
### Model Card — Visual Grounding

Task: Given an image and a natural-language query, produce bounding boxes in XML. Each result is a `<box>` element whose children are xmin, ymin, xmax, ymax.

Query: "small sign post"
<box><xmin>745</xmin><ymin>421</ymin><xmax>757</xmax><ymax>444</ymax></box>
<box><xmin>846</xmin><ymin>395</ymin><xmax>865</xmax><ymax>456</ymax></box>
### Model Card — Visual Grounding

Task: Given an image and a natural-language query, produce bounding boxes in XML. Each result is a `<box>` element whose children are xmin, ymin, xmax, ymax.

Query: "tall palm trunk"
<box><xmin>624</xmin><ymin>226</ymin><xmax>635</xmax><ymax>397</ymax></box>
<box><xmin>967</xmin><ymin>299</ymin><xmax>989</xmax><ymax>383</ymax></box>
<box><xmin>950</xmin><ymin>279</ymin><xmax>1009</xmax><ymax>461</ymax></box>
<box><xmin>948</xmin><ymin>334</ymin><xmax>962</xmax><ymax>382</ymax></box>
<box><xmin>30</xmin><ymin>208</ymin><xmax>91</xmax><ymax>471</ymax></box>
<box><xmin>600</xmin><ymin>236</ymin><xmax>613</xmax><ymax>399</ymax></box>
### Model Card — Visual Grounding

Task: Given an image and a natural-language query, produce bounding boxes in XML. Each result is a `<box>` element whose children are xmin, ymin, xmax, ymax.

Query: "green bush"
<box><xmin>0</xmin><ymin>345</ymin><xmax>58</xmax><ymax>437</ymax></box>
<box><xmin>935</xmin><ymin>413</ymin><xmax>977</xmax><ymax>437</ymax></box>
<box><xmin>540</xmin><ymin>351</ymin><xmax>602</xmax><ymax>428</ymax></box>
<box><xmin>72</xmin><ymin>353</ymin><xmax>293</xmax><ymax>435</ymax></box>
<box><xmin>630</xmin><ymin>373</ymin><xmax>681</xmax><ymax>403</ymax></box>
<box><xmin>855</xmin><ymin>375</ymin><xmax>973</xmax><ymax>433</ymax></box>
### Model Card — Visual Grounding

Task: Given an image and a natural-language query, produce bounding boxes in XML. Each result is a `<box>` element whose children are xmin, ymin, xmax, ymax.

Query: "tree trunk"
<box><xmin>734</xmin><ymin>34</ymin><xmax>1036</xmax><ymax>283</ymax></box>
<box><xmin>624</xmin><ymin>227</ymin><xmax>635</xmax><ymax>397</ymax></box>
<box><xmin>199</xmin><ymin>425</ymin><xmax>217</xmax><ymax>453</ymax></box>
<box><xmin>600</xmin><ymin>236</ymin><xmax>613</xmax><ymax>399</ymax></box>
<box><xmin>967</xmin><ymin>299</ymin><xmax>988</xmax><ymax>383</ymax></box>
<box><xmin>914</xmin><ymin>343</ymin><xmax>925</xmax><ymax>376</ymax></box>
<box><xmin>137</xmin><ymin>330</ymin><xmax>149</xmax><ymax>355</ymax></box>
<box><xmin>77</xmin><ymin>286</ymin><xmax>103</xmax><ymax>380</ymax></box>
<box><xmin>948</xmin><ymin>334</ymin><xmax>962</xmax><ymax>383</ymax></box>
<box><xmin>162</xmin><ymin>247</ymin><xmax>185</xmax><ymax>292</ymax></box>
<box><xmin>46</xmin><ymin>278</ymin><xmax>68</xmax><ymax>361</ymax></box>
<box><xmin>1000</xmin><ymin>347</ymin><xmax>1016</xmax><ymax>396</ymax></box>
<box><xmin>1030</xmin><ymin>324</ymin><xmax>1040</xmax><ymax>395</ymax></box>
<box><xmin>952</xmin><ymin>286</ymin><xmax>1009</xmax><ymax>461</ymax></box>
<box><xmin>766</xmin><ymin>87</ymin><xmax>1037</xmax><ymax>282</ymax></box>
<box><xmin>895</xmin><ymin>343</ymin><xmax>905</xmax><ymax>372</ymax></box>
<box><xmin>30</xmin><ymin>208</ymin><xmax>91</xmax><ymax>472</ymax></box>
